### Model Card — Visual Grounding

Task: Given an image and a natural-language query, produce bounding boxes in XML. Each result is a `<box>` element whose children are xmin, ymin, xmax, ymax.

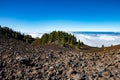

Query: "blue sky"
<box><xmin>0</xmin><ymin>0</ymin><xmax>120</xmax><ymax>32</ymax></box>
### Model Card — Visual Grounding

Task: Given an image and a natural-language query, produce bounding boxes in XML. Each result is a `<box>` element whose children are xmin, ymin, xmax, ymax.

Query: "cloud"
<box><xmin>99</xmin><ymin>35</ymin><xmax>117</xmax><ymax>41</ymax></box>
<box><xmin>28</xmin><ymin>33</ymin><xmax>44</xmax><ymax>38</ymax></box>
<box><xmin>74</xmin><ymin>33</ymin><xmax>120</xmax><ymax>47</ymax></box>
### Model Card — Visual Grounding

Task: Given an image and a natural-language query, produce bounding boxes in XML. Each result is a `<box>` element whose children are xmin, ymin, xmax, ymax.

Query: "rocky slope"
<box><xmin>0</xmin><ymin>36</ymin><xmax>120</xmax><ymax>80</ymax></box>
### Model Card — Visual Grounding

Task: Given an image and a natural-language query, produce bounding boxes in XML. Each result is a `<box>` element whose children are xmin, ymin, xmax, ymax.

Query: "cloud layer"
<box><xmin>74</xmin><ymin>32</ymin><xmax>120</xmax><ymax>47</ymax></box>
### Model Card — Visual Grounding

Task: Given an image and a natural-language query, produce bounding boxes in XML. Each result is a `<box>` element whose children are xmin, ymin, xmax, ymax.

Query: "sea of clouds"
<box><xmin>29</xmin><ymin>32</ymin><xmax>120</xmax><ymax>47</ymax></box>
<box><xmin>74</xmin><ymin>32</ymin><xmax>120</xmax><ymax>47</ymax></box>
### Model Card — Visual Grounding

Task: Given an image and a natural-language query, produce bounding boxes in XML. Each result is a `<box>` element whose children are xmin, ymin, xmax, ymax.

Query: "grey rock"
<box><xmin>73</xmin><ymin>73</ymin><xmax>87</xmax><ymax>80</ymax></box>
<box><xmin>49</xmin><ymin>66</ymin><xmax>54</xmax><ymax>71</ymax></box>
<box><xmin>98</xmin><ymin>68</ymin><xmax>106</xmax><ymax>73</ymax></box>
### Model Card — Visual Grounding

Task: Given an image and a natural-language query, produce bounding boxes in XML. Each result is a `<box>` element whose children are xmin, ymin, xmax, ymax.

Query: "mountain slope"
<box><xmin>1</xmin><ymin>33</ymin><xmax>120</xmax><ymax>80</ymax></box>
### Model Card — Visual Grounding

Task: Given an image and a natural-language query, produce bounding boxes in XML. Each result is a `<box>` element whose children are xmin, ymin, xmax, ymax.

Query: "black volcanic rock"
<box><xmin>19</xmin><ymin>57</ymin><xmax>31</xmax><ymax>66</ymax></box>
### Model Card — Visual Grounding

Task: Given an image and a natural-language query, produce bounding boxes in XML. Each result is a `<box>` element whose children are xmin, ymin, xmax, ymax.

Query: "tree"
<box><xmin>102</xmin><ymin>45</ymin><xmax>104</xmax><ymax>48</ymax></box>
<box><xmin>32</xmin><ymin>38</ymin><xmax>41</xmax><ymax>46</ymax></box>
<box><xmin>23</xmin><ymin>35</ymin><xmax>32</xmax><ymax>43</ymax></box>
<box><xmin>41</xmin><ymin>33</ymin><xmax>49</xmax><ymax>45</ymax></box>
<box><xmin>49</xmin><ymin>33</ymin><xmax>54</xmax><ymax>43</ymax></box>
<box><xmin>77</xmin><ymin>40</ymin><xmax>81</xmax><ymax>49</ymax></box>
<box><xmin>62</xmin><ymin>42</ymin><xmax>65</xmax><ymax>47</ymax></box>
<box><xmin>102</xmin><ymin>45</ymin><xmax>107</xmax><ymax>51</ymax></box>
<box><xmin>0</xmin><ymin>26</ymin><xmax>34</xmax><ymax>43</ymax></box>
<box><xmin>68</xmin><ymin>36</ymin><xmax>71</xmax><ymax>44</ymax></box>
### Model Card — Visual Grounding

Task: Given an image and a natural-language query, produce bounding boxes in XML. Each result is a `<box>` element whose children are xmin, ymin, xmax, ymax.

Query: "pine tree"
<box><xmin>49</xmin><ymin>33</ymin><xmax>54</xmax><ymax>43</ymax></box>
<box><xmin>102</xmin><ymin>45</ymin><xmax>104</xmax><ymax>48</ymax></box>
<box><xmin>68</xmin><ymin>36</ymin><xmax>71</xmax><ymax>44</ymax></box>
<box><xmin>77</xmin><ymin>40</ymin><xmax>81</xmax><ymax>49</ymax></box>
<box><xmin>41</xmin><ymin>33</ymin><xmax>49</xmax><ymax>45</ymax></box>
<box><xmin>32</xmin><ymin>38</ymin><xmax>41</xmax><ymax>46</ymax></box>
<box><xmin>62</xmin><ymin>42</ymin><xmax>65</xmax><ymax>47</ymax></box>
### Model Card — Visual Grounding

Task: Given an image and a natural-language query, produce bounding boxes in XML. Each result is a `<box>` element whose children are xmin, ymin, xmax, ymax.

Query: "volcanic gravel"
<box><xmin>0</xmin><ymin>37</ymin><xmax>120</xmax><ymax>80</ymax></box>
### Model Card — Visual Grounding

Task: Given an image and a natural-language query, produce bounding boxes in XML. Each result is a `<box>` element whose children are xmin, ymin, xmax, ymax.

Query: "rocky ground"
<box><xmin>0</xmin><ymin>36</ymin><xmax>120</xmax><ymax>80</ymax></box>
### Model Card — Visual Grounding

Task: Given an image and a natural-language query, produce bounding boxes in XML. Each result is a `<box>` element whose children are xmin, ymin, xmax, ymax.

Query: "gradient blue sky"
<box><xmin>0</xmin><ymin>0</ymin><xmax>120</xmax><ymax>33</ymax></box>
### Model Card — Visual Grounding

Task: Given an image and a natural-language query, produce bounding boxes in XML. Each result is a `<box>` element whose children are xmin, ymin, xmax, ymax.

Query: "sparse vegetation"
<box><xmin>101</xmin><ymin>44</ymin><xmax>108</xmax><ymax>51</ymax></box>
<box><xmin>32</xmin><ymin>37</ymin><xmax>41</xmax><ymax>46</ymax></box>
<box><xmin>0</xmin><ymin>26</ymin><xmax>34</xmax><ymax>43</ymax></box>
<box><xmin>0</xmin><ymin>26</ymin><xmax>83</xmax><ymax>49</ymax></box>
<box><xmin>40</xmin><ymin>31</ymin><xmax>77</xmax><ymax>46</ymax></box>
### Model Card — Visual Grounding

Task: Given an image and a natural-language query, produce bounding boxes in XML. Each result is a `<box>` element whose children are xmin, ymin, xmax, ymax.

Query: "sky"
<box><xmin>0</xmin><ymin>0</ymin><xmax>120</xmax><ymax>33</ymax></box>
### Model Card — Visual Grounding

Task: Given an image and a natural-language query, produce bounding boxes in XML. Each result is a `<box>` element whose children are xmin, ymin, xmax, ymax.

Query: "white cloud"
<box><xmin>99</xmin><ymin>35</ymin><xmax>117</xmax><ymax>41</ymax></box>
<box><xmin>74</xmin><ymin>33</ymin><xmax>120</xmax><ymax>47</ymax></box>
<box><xmin>28</xmin><ymin>33</ymin><xmax>44</xmax><ymax>38</ymax></box>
